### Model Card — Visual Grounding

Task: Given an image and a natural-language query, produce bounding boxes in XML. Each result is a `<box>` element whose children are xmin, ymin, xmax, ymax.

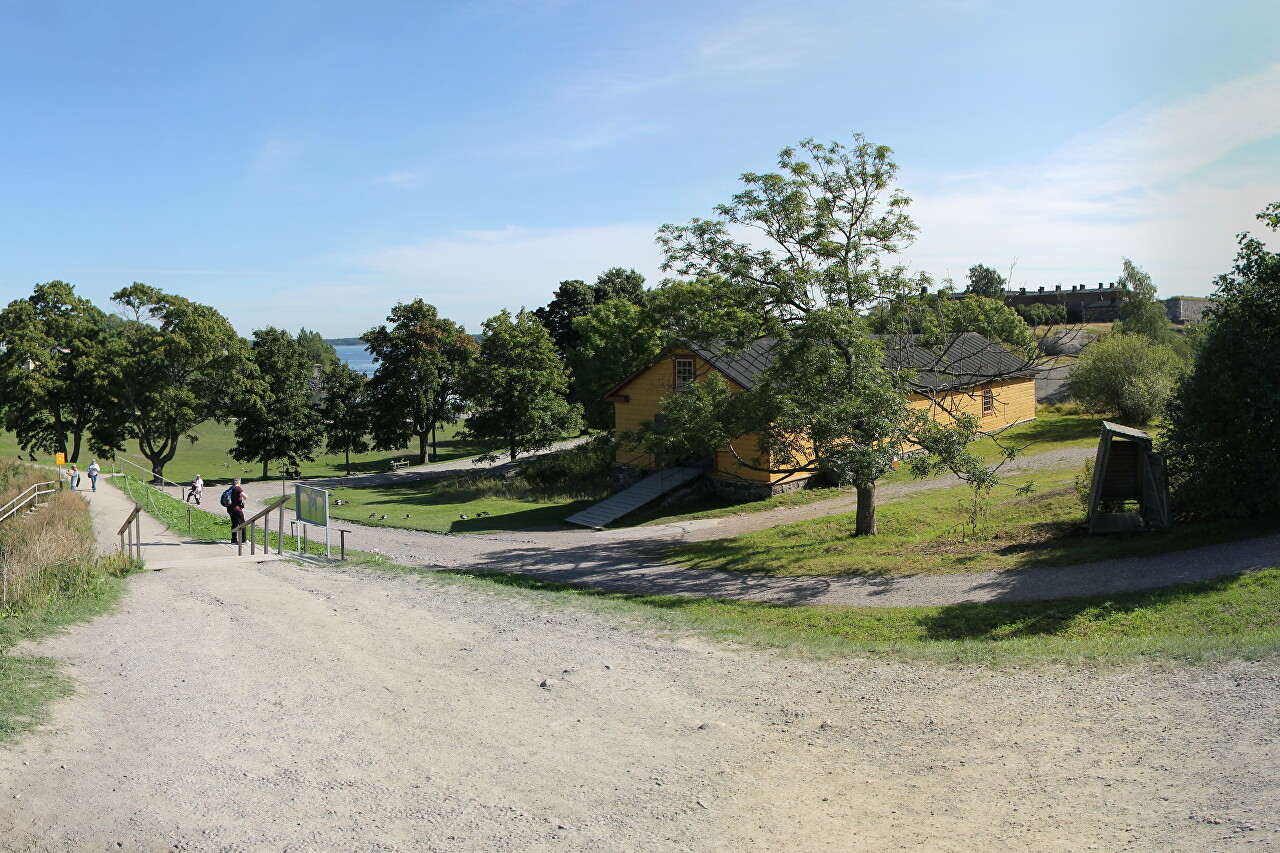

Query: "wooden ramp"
<box><xmin>565</xmin><ymin>467</ymin><xmax>703</xmax><ymax>529</ymax></box>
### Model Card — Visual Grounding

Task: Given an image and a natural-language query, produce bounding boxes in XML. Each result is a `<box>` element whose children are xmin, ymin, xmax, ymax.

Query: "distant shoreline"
<box><xmin>324</xmin><ymin>338</ymin><xmax>365</xmax><ymax>347</ymax></box>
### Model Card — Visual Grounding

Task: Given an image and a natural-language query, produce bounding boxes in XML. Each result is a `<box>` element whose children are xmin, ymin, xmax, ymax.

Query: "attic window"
<box><xmin>675</xmin><ymin>358</ymin><xmax>695</xmax><ymax>387</ymax></box>
<box><xmin>982</xmin><ymin>386</ymin><xmax>995</xmax><ymax>417</ymax></box>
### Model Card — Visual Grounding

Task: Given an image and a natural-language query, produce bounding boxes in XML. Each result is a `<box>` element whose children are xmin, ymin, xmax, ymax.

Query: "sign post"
<box><xmin>294</xmin><ymin>484</ymin><xmax>331</xmax><ymax>558</ymax></box>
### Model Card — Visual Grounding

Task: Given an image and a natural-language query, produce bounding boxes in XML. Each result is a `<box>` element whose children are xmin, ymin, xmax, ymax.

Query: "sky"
<box><xmin>2</xmin><ymin>0</ymin><xmax>1278</xmax><ymax>337</ymax></box>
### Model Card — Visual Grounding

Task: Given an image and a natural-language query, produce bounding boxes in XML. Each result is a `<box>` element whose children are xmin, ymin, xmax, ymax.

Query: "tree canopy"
<box><xmin>362</xmin><ymin>300</ymin><xmax>476</xmax><ymax>465</ymax></box>
<box><xmin>965</xmin><ymin>264</ymin><xmax>1006</xmax><ymax>300</ymax></box>
<box><xmin>230</xmin><ymin>327</ymin><xmax>326</xmax><ymax>478</ymax></box>
<box><xmin>464</xmin><ymin>310</ymin><xmax>581</xmax><ymax>462</ymax></box>
<box><xmin>319</xmin><ymin>362</ymin><xmax>372</xmax><ymax>476</ymax></box>
<box><xmin>0</xmin><ymin>281</ymin><xmax>113</xmax><ymax>463</ymax></box>
<box><xmin>1115</xmin><ymin>258</ymin><xmax>1173</xmax><ymax>346</ymax></box>
<box><xmin>534</xmin><ymin>268</ymin><xmax>647</xmax><ymax>356</ymax></box>
<box><xmin>1162</xmin><ymin>206</ymin><xmax>1280</xmax><ymax>518</ymax></box>
<box><xmin>98</xmin><ymin>283</ymin><xmax>258</xmax><ymax>482</ymax></box>
<box><xmin>567</xmin><ymin>299</ymin><xmax>664</xmax><ymax>430</ymax></box>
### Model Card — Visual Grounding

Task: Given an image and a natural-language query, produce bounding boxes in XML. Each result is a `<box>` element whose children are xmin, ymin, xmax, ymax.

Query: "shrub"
<box><xmin>1162</xmin><ymin>212</ymin><xmax>1280</xmax><ymax>519</ymax></box>
<box><xmin>1070</xmin><ymin>334</ymin><xmax>1183</xmax><ymax>425</ymax></box>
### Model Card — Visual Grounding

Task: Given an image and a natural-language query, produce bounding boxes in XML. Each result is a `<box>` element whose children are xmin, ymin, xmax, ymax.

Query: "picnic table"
<box><xmin>389</xmin><ymin>458</ymin><xmax>411</xmax><ymax>471</ymax></box>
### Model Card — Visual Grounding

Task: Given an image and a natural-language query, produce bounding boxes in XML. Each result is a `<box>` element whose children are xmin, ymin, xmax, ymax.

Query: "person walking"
<box><xmin>187</xmin><ymin>474</ymin><xmax>203</xmax><ymax>505</ymax></box>
<box><xmin>87</xmin><ymin>459</ymin><xmax>101</xmax><ymax>492</ymax></box>
<box><xmin>224</xmin><ymin>478</ymin><xmax>246</xmax><ymax>543</ymax></box>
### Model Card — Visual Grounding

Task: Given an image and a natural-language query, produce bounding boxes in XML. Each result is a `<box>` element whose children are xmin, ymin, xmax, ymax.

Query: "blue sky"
<box><xmin>2</xmin><ymin>0</ymin><xmax>1278</xmax><ymax>336</ymax></box>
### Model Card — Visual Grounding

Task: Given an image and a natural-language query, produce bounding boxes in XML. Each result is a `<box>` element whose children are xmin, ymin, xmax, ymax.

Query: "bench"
<box><xmin>389</xmin><ymin>459</ymin><xmax>410</xmax><ymax>471</ymax></box>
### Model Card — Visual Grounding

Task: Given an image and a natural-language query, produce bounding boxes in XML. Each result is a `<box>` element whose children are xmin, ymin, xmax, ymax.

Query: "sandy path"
<box><xmin>2</xmin><ymin>558</ymin><xmax>1276</xmax><ymax>851</ymax></box>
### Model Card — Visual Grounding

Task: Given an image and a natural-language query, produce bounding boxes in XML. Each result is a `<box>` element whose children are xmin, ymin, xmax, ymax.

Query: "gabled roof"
<box><xmin>674</xmin><ymin>332</ymin><xmax>1033</xmax><ymax>393</ymax></box>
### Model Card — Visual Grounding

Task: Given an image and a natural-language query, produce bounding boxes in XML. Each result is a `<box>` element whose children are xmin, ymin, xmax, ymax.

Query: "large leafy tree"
<box><xmin>965</xmin><ymin>264</ymin><xmax>1007</xmax><ymax>300</ymax></box>
<box><xmin>646</xmin><ymin>136</ymin><xmax>1025</xmax><ymax>535</ymax></box>
<box><xmin>1162</xmin><ymin>206</ymin><xmax>1280</xmax><ymax>519</ymax></box>
<box><xmin>0</xmin><ymin>281</ymin><xmax>113</xmax><ymax>462</ymax></box>
<box><xmin>319</xmin><ymin>362</ymin><xmax>372</xmax><ymax>476</ymax></box>
<box><xmin>567</xmin><ymin>299</ymin><xmax>664</xmax><ymax>430</ymax></box>
<box><xmin>535</xmin><ymin>268</ymin><xmax>647</xmax><ymax>356</ymax></box>
<box><xmin>1070</xmin><ymin>333</ymin><xmax>1183</xmax><ymax>425</ymax></box>
<box><xmin>464</xmin><ymin>310</ymin><xmax>582</xmax><ymax>462</ymax></box>
<box><xmin>868</xmin><ymin>289</ymin><xmax>1032</xmax><ymax>351</ymax></box>
<box><xmin>362</xmin><ymin>300</ymin><xmax>475</xmax><ymax>465</ymax></box>
<box><xmin>296</xmin><ymin>327</ymin><xmax>340</xmax><ymax>372</ymax></box>
<box><xmin>230</xmin><ymin>327</ymin><xmax>326</xmax><ymax>479</ymax></box>
<box><xmin>1115</xmin><ymin>258</ymin><xmax>1173</xmax><ymax>346</ymax></box>
<box><xmin>98</xmin><ymin>283</ymin><xmax>258</xmax><ymax>482</ymax></box>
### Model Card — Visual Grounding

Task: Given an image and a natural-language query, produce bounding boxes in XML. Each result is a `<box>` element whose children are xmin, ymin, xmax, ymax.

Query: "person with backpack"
<box><xmin>87</xmin><ymin>459</ymin><xmax>101</xmax><ymax>492</ymax></box>
<box><xmin>222</xmin><ymin>478</ymin><xmax>246</xmax><ymax>543</ymax></box>
<box><xmin>186</xmin><ymin>474</ymin><xmax>203</xmax><ymax>505</ymax></box>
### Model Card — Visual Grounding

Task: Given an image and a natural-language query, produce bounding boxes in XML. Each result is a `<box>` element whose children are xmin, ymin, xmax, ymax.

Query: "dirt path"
<box><xmin>2</xmin><ymin>556</ymin><xmax>1276</xmax><ymax>851</ymax></box>
<box><xmin>228</xmin><ymin>444</ymin><xmax>1280</xmax><ymax>607</ymax></box>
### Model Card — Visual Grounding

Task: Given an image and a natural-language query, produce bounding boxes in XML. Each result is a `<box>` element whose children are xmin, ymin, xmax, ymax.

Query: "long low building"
<box><xmin>607</xmin><ymin>333</ymin><xmax>1038</xmax><ymax>501</ymax></box>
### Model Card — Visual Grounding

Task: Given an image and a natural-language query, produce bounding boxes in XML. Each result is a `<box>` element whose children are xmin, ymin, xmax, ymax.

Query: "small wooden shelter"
<box><xmin>1085</xmin><ymin>421</ymin><xmax>1171</xmax><ymax>533</ymax></box>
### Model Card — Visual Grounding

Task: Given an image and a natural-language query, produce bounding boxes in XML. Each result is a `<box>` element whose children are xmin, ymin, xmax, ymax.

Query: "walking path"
<box><xmin>162</xmin><ymin>445</ymin><xmax>1280</xmax><ymax>608</ymax></box>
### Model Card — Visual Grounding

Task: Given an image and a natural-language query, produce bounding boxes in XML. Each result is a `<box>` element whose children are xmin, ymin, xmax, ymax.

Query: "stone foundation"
<box><xmin>613</xmin><ymin>463</ymin><xmax>818</xmax><ymax>503</ymax></box>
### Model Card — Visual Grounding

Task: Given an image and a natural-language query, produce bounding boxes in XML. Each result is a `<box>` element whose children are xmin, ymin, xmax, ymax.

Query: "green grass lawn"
<box><xmin>666</xmin><ymin>464</ymin><xmax>1279</xmax><ymax>577</ymax></box>
<box><xmin>433</xmin><ymin>566</ymin><xmax>1280</xmax><ymax>665</ymax></box>
<box><xmin>312</xmin><ymin>476</ymin><xmax>602</xmax><ymax>534</ymax></box>
<box><xmin>0</xmin><ymin>420</ymin><xmax>492</xmax><ymax>488</ymax></box>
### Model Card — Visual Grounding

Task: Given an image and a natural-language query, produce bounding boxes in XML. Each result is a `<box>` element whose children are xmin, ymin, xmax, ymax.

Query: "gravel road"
<box><xmin>2</xmin><ymin>558</ymin><xmax>1276</xmax><ymax>851</ymax></box>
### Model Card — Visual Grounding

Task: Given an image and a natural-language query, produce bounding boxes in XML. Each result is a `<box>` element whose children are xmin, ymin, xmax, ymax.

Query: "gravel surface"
<box><xmin>2</xmin><ymin>558</ymin><xmax>1277</xmax><ymax>852</ymax></box>
<box><xmin>231</xmin><ymin>445</ymin><xmax>1280</xmax><ymax>607</ymax></box>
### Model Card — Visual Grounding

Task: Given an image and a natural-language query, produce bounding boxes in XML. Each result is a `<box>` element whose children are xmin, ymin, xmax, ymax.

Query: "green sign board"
<box><xmin>295</xmin><ymin>484</ymin><xmax>329</xmax><ymax>528</ymax></box>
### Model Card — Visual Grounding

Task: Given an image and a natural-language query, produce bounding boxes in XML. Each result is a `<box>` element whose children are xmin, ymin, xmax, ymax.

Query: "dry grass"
<box><xmin>0</xmin><ymin>460</ymin><xmax>135</xmax><ymax>612</ymax></box>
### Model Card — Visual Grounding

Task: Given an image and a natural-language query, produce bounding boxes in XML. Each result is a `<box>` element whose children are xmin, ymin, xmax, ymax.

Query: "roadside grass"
<box><xmin>0</xmin><ymin>420</ymin><xmax>490</xmax><ymax>487</ymax></box>
<box><xmin>666</xmin><ymin>465</ymin><xmax>1280</xmax><ymax>577</ymax></box>
<box><xmin>1</xmin><ymin>461</ymin><xmax>142</xmax><ymax>743</ymax></box>
<box><xmin>619</xmin><ymin>411</ymin><xmax>1107</xmax><ymax>528</ymax></box>
<box><xmin>112</xmin><ymin>475</ymin><xmax>333</xmax><ymax>556</ymax></box>
<box><xmin>299</xmin><ymin>435</ymin><xmax>614</xmax><ymax>534</ymax></box>
<box><xmin>416</xmin><ymin>566</ymin><xmax>1280</xmax><ymax>666</ymax></box>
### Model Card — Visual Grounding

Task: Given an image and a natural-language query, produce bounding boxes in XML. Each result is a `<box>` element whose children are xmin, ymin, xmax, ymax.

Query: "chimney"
<box><xmin>1097</xmin><ymin>282</ymin><xmax>1103</xmax><ymax>289</ymax></box>
<box><xmin>1038</xmin><ymin>286</ymin><xmax>1045</xmax><ymax>293</ymax></box>
<box><xmin>1019</xmin><ymin>287</ymin><xmax>1026</xmax><ymax>294</ymax></box>
<box><xmin>1055</xmin><ymin>285</ymin><xmax>1062</xmax><ymax>292</ymax></box>
<box><xmin>920</xmin><ymin>285</ymin><xmax>927</xmax><ymax>296</ymax></box>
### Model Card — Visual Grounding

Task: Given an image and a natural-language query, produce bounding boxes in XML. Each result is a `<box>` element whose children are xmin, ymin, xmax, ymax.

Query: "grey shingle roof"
<box><xmin>689</xmin><ymin>332</ymin><xmax>1033</xmax><ymax>393</ymax></box>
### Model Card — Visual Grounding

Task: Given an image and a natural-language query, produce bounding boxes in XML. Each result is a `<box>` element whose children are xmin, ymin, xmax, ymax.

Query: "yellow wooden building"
<box><xmin>605</xmin><ymin>332</ymin><xmax>1037</xmax><ymax>500</ymax></box>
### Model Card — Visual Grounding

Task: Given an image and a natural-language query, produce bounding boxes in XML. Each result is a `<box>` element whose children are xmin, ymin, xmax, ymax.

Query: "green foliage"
<box><xmin>871</xmin><ymin>291</ymin><xmax>1032</xmax><ymax>350</ymax></box>
<box><xmin>657</xmin><ymin>135</ymin><xmax>920</xmax><ymax>323</ymax></box>
<box><xmin>230</xmin><ymin>327</ymin><xmax>326</xmax><ymax>478</ymax></box>
<box><xmin>98</xmin><ymin>283</ymin><xmax>260</xmax><ymax>482</ymax></box>
<box><xmin>965</xmin><ymin>264</ymin><xmax>1006</xmax><ymax>299</ymax></box>
<box><xmin>567</xmin><ymin>299</ymin><xmax>664</xmax><ymax>429</ymax></box>
<box><xmin>1070</xmin><ymin>334</ymin><xmax>1183</xmax><ymax>425</ymax></box>
<box><xmin>1015</xmin><ymin>302</ymin><xmax>1067</xmax><ymax>327</ymax></box>
<box><xmin>362</xmin><ymin>300</ymin><xmax>476</xmax><ymax>464</ymax></box>
<box><xmin>464</xmin><ymin>310</ymin><xmax>582</xmax><ymax>461</ymax></box>
<box><xmin>319</xmin><ymin>362</ymin><xmax>372</xmax><ymax>476</ymax></box>
<box><xmin>0</xmin><ymin>281</ymin><xmax>114</xmax><ymax>463</ymax></box>
<box><xmin>1162</xmin><ymin>209</ymin><xmax>1280</xmax><ymax>519</ymax></box>
<box><xmin>296</xmin><ymin>327</ymin><xmax>340</xmax><ymax>371</ymax></box>
<box><xmin>1115</xmin><ymin>258</ymin><xmax>1174</xmax><ymax>345</ymax></box>
<box><xmin>517</xmin><ymin>434</ymin><xmax>615</xmax><ymax>492</ymax></box>
<box><xmin>535</xmin><ymin>268</ymin><xmax>647</xmax><ymax>356</ymax></box>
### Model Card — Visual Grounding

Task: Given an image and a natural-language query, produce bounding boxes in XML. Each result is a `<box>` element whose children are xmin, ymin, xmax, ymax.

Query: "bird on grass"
<box><xmin>368</xmin><ymin>513</ymin><xmax>377</xmax><ymax>518</ymax></box>
<box><xmin>404</xmin><ymin>513</ymin><xmax>411</xmax><ymax>519</ymax></box>
<box><xmin>477</xmin><ymin>511</ymin><xmax>491</xmax><ymax>517</ymax></box>
<box><xmin>459</xmin><ymin>514</ymin><xmax>468</xmax><ymax>520</ymax></box>
<box><xmin>379</xmin><ymin>514</ymin><xmax>388</xmax><ymax>520</ymax></box>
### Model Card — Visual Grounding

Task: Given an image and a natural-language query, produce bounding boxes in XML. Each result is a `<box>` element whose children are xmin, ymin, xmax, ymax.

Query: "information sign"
<box><xmin>295</xmin><ymin>484</ymin><xmax>329</xmax><ymax>528</ymax></box>
<box><xmin>55</xmin><ymin>452</ymin><xmax>66</xmax><ymax>465</ymax></box>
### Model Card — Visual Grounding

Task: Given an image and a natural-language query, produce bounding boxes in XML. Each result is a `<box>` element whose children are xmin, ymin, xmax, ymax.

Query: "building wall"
<box><xmin>612</xmin><ymin>354</ymin><xmax>1037</xmax><ymax>488</ymax></box>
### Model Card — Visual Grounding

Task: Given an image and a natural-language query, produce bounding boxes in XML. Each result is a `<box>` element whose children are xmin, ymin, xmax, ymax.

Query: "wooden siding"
<box><xmin>613</xmin><ymin>352</ymin><xmax>1037</xmax><ymax>482</ymax></box>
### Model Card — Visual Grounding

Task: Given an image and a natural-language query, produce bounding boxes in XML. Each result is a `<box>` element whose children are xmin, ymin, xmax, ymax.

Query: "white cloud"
<box><xmin>372</xmin><ymin>170</ymin><xmax>429</xmax><ymax>188</ymax></box>
<box><xmin>340</xmin><ymin>223</ymin><xmax>666</xmax><ymax>329</ymax></box>
<box><xmin>905</xmin><ymin>63</ymin><xmax>1280</xmax><ymax>296</ymax></box>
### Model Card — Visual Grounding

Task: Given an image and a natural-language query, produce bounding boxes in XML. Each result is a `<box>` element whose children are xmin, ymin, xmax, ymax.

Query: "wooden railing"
<box><xmin>117</xmin><ymin>505</ymin><xmax>143</xmax><ymax>559</ymax></box>
<box><xmin>0</xmin><ymin>480</ymin><xmax>60</xmax><ymax>525</ymax></box>
<box><xmin>233</xmin><ymin>495</ymin><xmax>290</xmax><ymax>557</ymax></box>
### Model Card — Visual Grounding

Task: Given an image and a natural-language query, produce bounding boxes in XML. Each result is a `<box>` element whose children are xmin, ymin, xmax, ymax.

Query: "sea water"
<box><xmin>333</xmin><ymin>344</ymin><xmax>378</xmax><ymax>377</ymax></box>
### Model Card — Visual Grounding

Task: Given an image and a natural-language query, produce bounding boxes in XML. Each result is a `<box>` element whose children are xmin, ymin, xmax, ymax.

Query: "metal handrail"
<box><xmin>117</xmin><ymin>505</ymin><xmax>143</xmax><ymax>559</ymax></box>
<box><xmin>0</xmin><ymin>481</ymin><xmax>60</xmax><ymax>525</ymax></box>
<box><xmin>110</xmin><ymin>454</ymin><xmax>188</xmax><ymax>499</ymax></box>
<box><xmin>232</xmin><ymin>495</ymin><xmax>289</xmax><ymax>557</ymax></box>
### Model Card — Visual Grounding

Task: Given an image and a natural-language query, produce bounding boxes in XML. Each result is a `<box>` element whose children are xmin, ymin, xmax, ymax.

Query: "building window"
<box><xmin>982</xmin><ymin>386</ymin><xmax>995</xmax><ymax>417</ymax></box>
<box><xmin>675</xmin><ymin>358</ymin><xmax>695</xmax><ymax>387</ymax></box>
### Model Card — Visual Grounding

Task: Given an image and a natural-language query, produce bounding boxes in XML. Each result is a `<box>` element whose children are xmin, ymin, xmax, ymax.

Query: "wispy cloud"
<box><xmin>906</xmin><ymin>63</ymin><xmax>1280</xmax><ymax>294</ymax></box>
<box><xmin>341</xmin><ymin>223</ymin><xmax>665</xmax><ymax>328</ymax></box>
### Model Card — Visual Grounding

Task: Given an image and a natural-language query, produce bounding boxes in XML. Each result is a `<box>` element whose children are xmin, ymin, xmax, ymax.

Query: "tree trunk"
<box><xmin>509</xmin><ymin>442</ymin><xmax>517</xmax><ymax>463</ymax></box>
<box><xmin>345</xmin><ymin>449</ymin><xmax>351</xmax><ymax>477</ymax></box>
<box><xmin>431</xmin><ymin>424</ymin><xmax>437</xmax><ymax>460</ymax></box>
<box><xmin>262</xmin><ymin>458</ymin><xmax>270</xmax><ymax>479</ymax></box>
<box><xmin>69</xmin><ymin>431</ymin><xmax>83</xmax><ymax>464</ymax></box>
<box><xmin>854</xmin><ymin>481</ymin><xmax>877</xmax><ymax>536</ymax></box>
<box><xmin>418</xmin><ymin>433</ymin><xmax>429</xmax><ymax>465</ymax></box>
